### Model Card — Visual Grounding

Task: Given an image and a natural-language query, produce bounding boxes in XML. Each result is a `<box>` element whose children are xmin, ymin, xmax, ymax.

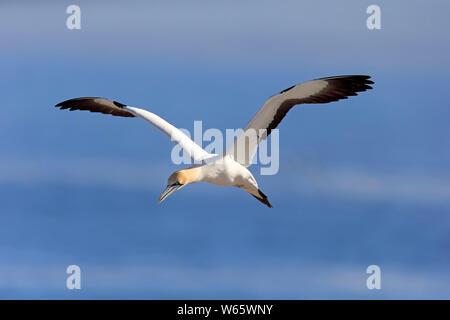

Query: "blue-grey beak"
<box><xmin>158</xmin><ymin>183</ymin><xmax>184</xmax><ymax>203</ymax></box>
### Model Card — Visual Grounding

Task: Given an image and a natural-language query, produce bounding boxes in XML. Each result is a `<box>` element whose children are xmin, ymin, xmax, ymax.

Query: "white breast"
<box><xmin>201</xmin><ymin>155</ymin><xmax>249</xmax><ymax>187</ymax></box>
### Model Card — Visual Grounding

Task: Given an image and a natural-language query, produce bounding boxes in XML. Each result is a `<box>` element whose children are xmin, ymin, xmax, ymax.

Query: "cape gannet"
<box><xmin>55</xmin><ymin>75</ymin><xmax>373</xmax><ymax>208</ymax></box>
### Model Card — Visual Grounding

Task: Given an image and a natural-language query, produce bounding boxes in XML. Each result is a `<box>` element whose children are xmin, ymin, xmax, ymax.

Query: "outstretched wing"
<box><xmin>55</xmin><ymin>97</ymin><xmax>212</xmax><ymax>163</ymax></box>
<box><xmin>226</xmin><ymin>75</ymin><xmax>374</xmax><ymax>166</ymax></box>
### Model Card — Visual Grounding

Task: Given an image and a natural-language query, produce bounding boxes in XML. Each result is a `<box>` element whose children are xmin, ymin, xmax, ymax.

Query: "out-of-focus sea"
<box><xmin>1</xmin><ymin>1</ymin><xmax>449</xmax><ymax>298</ymax></box>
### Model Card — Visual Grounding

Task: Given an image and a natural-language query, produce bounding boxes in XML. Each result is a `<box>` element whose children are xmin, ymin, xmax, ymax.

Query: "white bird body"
<box><xmin>201</xmin><ymin>156</ymin><xmax>260</xmax><ymax>195</ymax></box>
<box><xmin>125</xmin><ymin>105</ymin><xmax>264</xmax><ymax>202</ymax></box>
<box><xmin>55</xmin><ymin>75</ymin><xmax>373</xmax><ymax>208</ymax></box>
<box><xmin>200</xmin><ymin>156</ymin><xmax>248</xmax><ymax>186</ymax></box>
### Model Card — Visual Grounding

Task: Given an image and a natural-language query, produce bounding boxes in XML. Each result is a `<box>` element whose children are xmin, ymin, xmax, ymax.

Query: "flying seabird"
<box><xmin>55</xmin><ymin>75</ymin><xmax>373</xmax><ymax>208</ymax></box>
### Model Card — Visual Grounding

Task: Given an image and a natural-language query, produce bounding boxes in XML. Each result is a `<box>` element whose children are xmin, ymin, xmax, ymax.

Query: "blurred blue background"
<box><xmin>1</xmin><ymin>0</ymin><xmax>449</xmax><ymax>299</ymax></box>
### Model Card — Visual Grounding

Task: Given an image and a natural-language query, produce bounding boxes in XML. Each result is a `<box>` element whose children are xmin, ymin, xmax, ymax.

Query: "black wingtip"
<box><xmin>280</xmin><ymin>85</ymin><xmax>295</xmax><ymax>94</ymax></box>
<box><xmin>113</xmin><ymin>101</ymin><xmax>126</xmax><ymax>108</ymax></box>
<box><xmin>280</xmin><ymin>75</ymin><xmax>374</xmax><ymax>95</ymax></box>
<box><xmin>55</xmin><ymin>97</ymin><xmax>100</xmax><ymax>109</ymax></box>
<box><xmin>55</xmin><ymin>99</ymin><xmax>71</xmax><ymax>107</ymax></box>
<box><xmin>53</xmin><ymin>97</ymin><xmax>135</xmax><ymax>117</ymax></box>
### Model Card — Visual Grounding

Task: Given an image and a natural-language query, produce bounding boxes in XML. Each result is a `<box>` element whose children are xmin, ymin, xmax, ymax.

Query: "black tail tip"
<box><xmin>253</xmin><ymin>189</ymin><xmax>273</xmax><ymax>208</ymax></box>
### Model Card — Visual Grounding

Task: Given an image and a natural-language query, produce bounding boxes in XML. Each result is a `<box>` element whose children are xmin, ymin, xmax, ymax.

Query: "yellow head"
<box><xmin>158</xmin><ymin>167</ymin><xmax>201</xmax><ymax>203</ymax></box>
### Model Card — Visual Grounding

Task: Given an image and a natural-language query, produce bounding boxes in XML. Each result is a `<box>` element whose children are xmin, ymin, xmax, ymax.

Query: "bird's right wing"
<box><xmin>55</xmin><ymin>97</ymin><xmax>212</xmax><ymax>163</ymax></box>
<box><xmin>226</xmin><ymin>75</ymin><xmax>374</xmax><ymax>166</ymax></box>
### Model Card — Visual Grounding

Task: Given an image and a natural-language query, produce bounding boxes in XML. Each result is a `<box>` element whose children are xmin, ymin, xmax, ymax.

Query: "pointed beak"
<box><xmin>158</xmin><ymin>183</ymin><xmax>184</xmax><ymax>203</ymax></box>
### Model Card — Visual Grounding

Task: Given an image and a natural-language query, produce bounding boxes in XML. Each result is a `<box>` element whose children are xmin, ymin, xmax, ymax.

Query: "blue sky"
<box><xmin>1</xmin><ymin>0</ymin><xmax>450</xmax><ymax>299</ymax></box>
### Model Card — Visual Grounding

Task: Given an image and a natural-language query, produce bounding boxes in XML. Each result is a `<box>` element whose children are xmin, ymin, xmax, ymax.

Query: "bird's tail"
<box><xmin>252</xmin><ymin>189</ymin><xmax>273</xmax><ymax>208</ymax></box>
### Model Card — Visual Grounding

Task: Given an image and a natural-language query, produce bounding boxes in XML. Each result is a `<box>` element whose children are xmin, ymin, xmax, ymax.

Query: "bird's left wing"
<box><xmin>225</xmin><ymin>75</ymin><xmax>374</xmax><ymax>166</ymax></box>
<box><xmin>55</xmin><ymin>97</ymin><xmax>212</xmax><ymax>163</ymax></box>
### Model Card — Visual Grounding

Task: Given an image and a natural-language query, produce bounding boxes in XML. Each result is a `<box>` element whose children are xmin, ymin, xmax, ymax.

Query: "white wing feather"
<box><xmin>124</xmin><ymin>106</ymin><xmax>212</xmax><ymax>163</ymax></box>
<box><xmin>55</xmin><ymin>97</ymin><xmax>213</xmax><ymax>163</ymax></box>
